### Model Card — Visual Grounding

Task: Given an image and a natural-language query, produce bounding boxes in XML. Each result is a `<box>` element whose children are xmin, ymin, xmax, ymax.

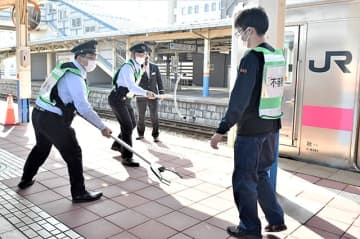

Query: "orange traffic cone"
<box><xmin>4</xmin><ymin>94</ymin><xmax>16</xmax><ymax>125</ymax></box>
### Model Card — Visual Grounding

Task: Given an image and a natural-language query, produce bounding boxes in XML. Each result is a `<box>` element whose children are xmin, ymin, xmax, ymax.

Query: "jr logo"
<box><xmin>309</xmin><ymin>51</ymin><xmax>352</xmax><ymax>73</ymax></box>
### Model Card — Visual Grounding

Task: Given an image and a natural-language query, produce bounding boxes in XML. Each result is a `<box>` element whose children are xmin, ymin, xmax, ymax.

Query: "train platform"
<box><xmin>1</xmin><ymin>101</ymin><xmax>360</xmax><ymax>239</ymax></box>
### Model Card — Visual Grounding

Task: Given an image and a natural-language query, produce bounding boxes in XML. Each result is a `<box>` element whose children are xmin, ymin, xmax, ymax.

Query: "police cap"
<box><xmin>71</xmin><ymin>40</ymin><xmax>97</xmax><ymax>56</ymax></box>
<box><xmin>129</xmin><ymin>43</ymin><xmax>148</xmax><ymax>53</ymax></box>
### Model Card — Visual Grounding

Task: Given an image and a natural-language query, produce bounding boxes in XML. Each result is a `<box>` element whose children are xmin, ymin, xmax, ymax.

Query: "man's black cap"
<box><xmin>71</xmin><ymin>40</ymin><xmax>97</xmax><ymax>56</ymax></box>
<box><xmin>129</xmin><ymin>43</ymin><xmax>148</xmax><ymax>53</ymax></box>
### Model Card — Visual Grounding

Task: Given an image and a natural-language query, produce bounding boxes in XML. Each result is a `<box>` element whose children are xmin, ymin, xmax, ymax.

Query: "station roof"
<box><xmin>29</xmin><ymin>18</ymin><xmax>232</xmax><ymax>46</ymax></box>
<box><xmin>1</xmin><ymin>0</ymin><xmax>341</xmax><ymax>55</ymax></box>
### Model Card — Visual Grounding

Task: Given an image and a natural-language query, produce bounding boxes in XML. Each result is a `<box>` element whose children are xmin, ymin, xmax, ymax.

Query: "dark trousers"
<box><xmin>136</xmin><ymin>98</ymin><xmax>159</xmax><ymax>138</ymax></box>
<box><xmin>233</xmin><ymin>131</ymin><xmax>284</xmax><ymax>236</ymax></box>
<box><xmin>108</xmin><ymin>91</ymin><xmax>136</xmax><ymax>159</ymax></box>
<box><xmin>21</xmin><ymin>108</ymin><xmax>85</xmax><ymax>197</ymax></box>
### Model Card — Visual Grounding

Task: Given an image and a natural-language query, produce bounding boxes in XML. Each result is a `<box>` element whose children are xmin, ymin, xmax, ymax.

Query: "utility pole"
<box><xmin>259</xmin><ymin>0</ymin><xmax>286</xmax><ymax>190</ymax></box>
<box><xmin>15</xmin><ymin>0</ymin><xmax>31</xmax><ymax>123</ymax></box>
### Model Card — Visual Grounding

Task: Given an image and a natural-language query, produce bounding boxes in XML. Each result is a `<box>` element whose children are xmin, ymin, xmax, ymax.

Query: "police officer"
<box><xmin>109</xmin><ymin>43</ymin><xmax>155</xmax><ymax>167</ymax></box>
<box><xmin>136</xmin><ymin>46</ymin><xmax>164</xmax><ymax>142</ymax></box>
<box><xmin>210</xmin><ymin>7</ymin><xmax>287</xmax><ymax>239</ymax></box>
<box><xmin>18</xmin><ymin>40</ymin><xmax>112</xmax><ymax>203</ymax></box>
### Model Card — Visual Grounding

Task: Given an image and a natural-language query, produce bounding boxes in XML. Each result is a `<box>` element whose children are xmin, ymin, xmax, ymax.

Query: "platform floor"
<box><xmin>1</xmin><ymin>101</ymin><xmax>360</xmax><ymax>239</ymax></box>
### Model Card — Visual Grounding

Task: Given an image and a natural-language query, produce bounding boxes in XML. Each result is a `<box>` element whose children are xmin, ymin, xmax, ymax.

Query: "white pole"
<box><xmin>16</xmin><ymin>0</ymin><xmax>32</xmax><ymax>123</ymax></box>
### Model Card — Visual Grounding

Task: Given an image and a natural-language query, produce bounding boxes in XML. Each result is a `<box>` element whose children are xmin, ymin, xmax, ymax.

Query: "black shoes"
<box><xmin>72</xmin><ymin>191</ymin><xmax>103</xmax><ymax>203</ymax></box>
<box><xmin>122</xmin><ymin>158</ymin><xmax>140</xmax><ymax>167</ymax></box>
<box><xmin>264</xmin><ymin>224</ymin><xmax>287</xmax><ymax>232</ymax></box>
<box><xmin>226</xmin><ymin>226</ymin><xmax>262</xmax><ymax>239</ymax></box>
<box><xmin>18</xmin><ymin>179</ymin><xmax>35</xmax><ymax>189</ymax></box>
<box><xmin>226</xmin><ymin>224</ymin><xmax>286</xmax><ymax>238</ymax></box>
<box><xmin>111</xmin><ymin>143</ymin><xmax>123</xmax><ymax>152</ymax></box>
<box><xmin>136</xmin><ymin>136</ymin><xmax>159</xmax><ymax>142</ymax></box>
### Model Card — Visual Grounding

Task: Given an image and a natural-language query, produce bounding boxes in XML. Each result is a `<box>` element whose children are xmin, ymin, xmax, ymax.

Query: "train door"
<box><xmin>280</xmin><ymin>26</ymin><xmax>300</xmax><ymax>147</ymax></box>
<box><xmin>299</xmin><ymin>18</ymin><xmax>359</xmax><ymax>168</ymax></box>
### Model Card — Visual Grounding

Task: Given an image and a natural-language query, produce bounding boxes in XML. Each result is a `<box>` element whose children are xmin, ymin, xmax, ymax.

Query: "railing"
<box><xmin>115</xmin><ymin>48</ymin><xmax>126</xmax><ymax>68</ymax></box>
<box><xmin>96</xmin><ymin>50</ymin><xmax>126</xmax><ymax>77</ymax></box>
<box><xmin>96</xmin><ymin>54</ymin><xmax>113</xmax><ymax>76</ymax></box>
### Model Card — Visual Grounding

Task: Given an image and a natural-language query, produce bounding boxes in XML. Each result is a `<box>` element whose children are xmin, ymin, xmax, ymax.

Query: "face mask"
<box><xmin>85</xmin><ymin>60</ymin><xmax>97</xmax><ymax>72</ymax></box>
<box><xmin>135</xmin><ymin>57</ymin><xmax>145</xmax><ymax>65</ymax></box>
<box><xmin>240</xmin><ymin>28</ymin><xmax>250</xmax><ymax>47</ymax></box>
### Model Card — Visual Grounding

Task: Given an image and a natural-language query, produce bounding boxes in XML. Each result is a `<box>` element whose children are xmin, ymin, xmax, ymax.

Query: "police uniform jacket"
<box><xmin>35</xmin><ymin>60</ymin><xmax>106</xmax><ymax>130</ymax></box>
<box><xmin>113</xmin><ymin>59</ymin><xmax>147</xmax><ymax>96</ymax></box>
<box><xmin>216</xmin><ymin>42</ymin><xmax>281</xmax><ymax>136</ymax></box>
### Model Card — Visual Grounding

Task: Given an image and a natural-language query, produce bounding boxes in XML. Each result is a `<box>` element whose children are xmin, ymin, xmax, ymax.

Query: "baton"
<box><xmin>81</xmin><ymin>115</ymin><xmax>182</xmax><ymax>185</ymax></box>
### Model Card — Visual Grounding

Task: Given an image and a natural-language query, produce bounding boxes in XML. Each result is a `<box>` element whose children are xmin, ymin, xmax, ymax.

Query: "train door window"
<box><xmin>281</xmin><ymin>26</ymin><xmax>300</xmax><ymax>147</ymax></box>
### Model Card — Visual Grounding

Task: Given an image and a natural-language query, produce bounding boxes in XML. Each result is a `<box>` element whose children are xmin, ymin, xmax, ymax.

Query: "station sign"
<box><xmin>171</xmin><ymin>55</ymin><xmax>179</xmax><ymax>73</ymax></box>
<box><xmin>169</xmin><ymin>43</ymin><xmax>196</xmax><ymax>52</ymax></box>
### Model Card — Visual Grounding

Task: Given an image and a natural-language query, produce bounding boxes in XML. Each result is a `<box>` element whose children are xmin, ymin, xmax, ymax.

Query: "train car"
<box><xmin>232</xmin><ymin>0</ymin><xmax>360</xmax><ymax>170</ymax></box>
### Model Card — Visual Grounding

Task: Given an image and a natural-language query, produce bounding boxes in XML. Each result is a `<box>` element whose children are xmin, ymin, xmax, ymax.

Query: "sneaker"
<box><xmin>264</xmin><ymin>224</ymin><xmax>287</xmax><ymax>232</ymax></box>
<box><xmin>136</xmin><ymin>136</ymin><xmax>144</xmax><ymax>140</ymax></box>
<box><xmin>153</xmin><ymin>137</ymin><xmax>160</xmax><ymax>142</ymax></box>
<box><xmin>226</xmin><ymin>226</ymin><xmax>262</xmax><ymax>239</ymax></box>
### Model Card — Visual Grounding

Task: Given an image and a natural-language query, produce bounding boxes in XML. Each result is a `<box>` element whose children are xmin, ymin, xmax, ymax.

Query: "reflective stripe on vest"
<box><xmin>253</xmin><ymin>47</ymin><xmax>286</xmax><ymax>119</ymax></box>
<box><xmin>39</xmin><ymin>63</ymin><xmax>86</xmax><ymax>105</ymax></box>
<box><xmin>112</xmin><ymin>60</ymin><xmax>142</xmax><ymax>88</ymax></box>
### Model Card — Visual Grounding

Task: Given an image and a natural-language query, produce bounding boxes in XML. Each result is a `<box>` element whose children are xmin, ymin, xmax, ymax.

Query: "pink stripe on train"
<box><xmin>302</xmin><ymin>105</ymin><xmax>353</xmax><ymax>131</ymax></box>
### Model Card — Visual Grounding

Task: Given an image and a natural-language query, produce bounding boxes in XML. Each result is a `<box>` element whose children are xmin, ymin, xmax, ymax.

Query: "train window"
<box><xmin>284</xmin><ymin>31</ymin><xmax>295</xmax><ymax>84</ymax></box>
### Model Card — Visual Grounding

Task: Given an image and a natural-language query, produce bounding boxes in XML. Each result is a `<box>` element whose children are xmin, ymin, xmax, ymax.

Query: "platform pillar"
<box><xmin>202</xmin><ymin>37</ymin><xmax>210</xmax><ymax>96</ymax></box>
<box><xmin>16</xmin><ymin>0</ymin><xmax>31</xmax><ymax>124</ymax></box>
<box><xmin>259</xmin><ymin>0</ymin><xmax>286</xmax><ymax>191</ymax></box>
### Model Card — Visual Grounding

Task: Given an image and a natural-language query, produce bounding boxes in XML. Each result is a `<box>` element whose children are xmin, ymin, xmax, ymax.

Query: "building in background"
<box><xmin>173</xmin><ymin>0</ymin><xmax>243</xmax><ymax>24</ymax></box>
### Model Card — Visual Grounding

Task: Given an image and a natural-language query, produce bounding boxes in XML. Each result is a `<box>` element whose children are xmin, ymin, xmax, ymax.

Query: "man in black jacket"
<box><xmin>136</xmin><ymin>47</ymin><xmax>164</xmax><ymax>142</ymax></box>
<box><xmin>210</xmin><ymin>7</ymin><xmax>287</xmax><ymax>239</ymax></box>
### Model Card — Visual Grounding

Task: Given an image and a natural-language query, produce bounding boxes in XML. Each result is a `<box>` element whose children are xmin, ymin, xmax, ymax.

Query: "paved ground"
<box><xmin>1</xmin><ymin>101</ymin><xmax>360</xmax><ymax>239</ymax></box>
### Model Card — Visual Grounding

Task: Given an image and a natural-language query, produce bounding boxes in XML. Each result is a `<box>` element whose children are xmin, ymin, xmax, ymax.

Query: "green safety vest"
<box><xmin>112</xmin><ymin>60</ymin><xmax>142</xmax><ymax>88</ymax></box>
<box><xmin>253</xmin><ymin>47</ymin><xmax>286</xmax><ymax>119</ymax></box>
<box><xmin>39</xmin><ymin>62</ymin><xmax>89</xmax><ymax>105</ymax></box>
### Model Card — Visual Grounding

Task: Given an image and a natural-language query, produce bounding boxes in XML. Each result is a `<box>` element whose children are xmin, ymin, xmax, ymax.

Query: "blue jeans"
<box><xmin>232</xmin><ymin>131</ymin><xmax>284</xmax><ymax>236</ymax></box>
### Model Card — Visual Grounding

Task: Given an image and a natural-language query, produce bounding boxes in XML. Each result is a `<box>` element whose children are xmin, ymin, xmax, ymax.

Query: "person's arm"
<box><xmin>216</xmin><ymin>53</ymin><xmax>259</xmax><ymax>134</ymax></box>
<box><xmin>118</xmin><ymin>64</ymin><xmax>147</xmax><ymax>96</ymax></box>
<box><xmin>211</xmin><ymin>53</ymin><xmax>259</xmax><ymax>149</ymax></box>
<box><xmin>154</xmin><ymin>64</ymin><xmax>165</xmax><ymax>94</ymax></box>
<box><xmin>64</xmin><ymin>73</ymin><xmax>106</xmax><ymax>130</ymax></box>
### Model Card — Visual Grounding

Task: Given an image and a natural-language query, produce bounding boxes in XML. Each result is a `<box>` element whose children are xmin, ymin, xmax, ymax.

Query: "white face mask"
<box><xmin>135</xmin><ymin>57</ymin><xmax>145</xmax><ymax>65</ymax></box>
<box><xmin>85</xmin><ymin>60</ymin><xmax>97</xmax><ymax>72</ymax></box>
<box><xmin>240</xmin><ymin>28</ymin><xmax>250</xmax><ymax>47</ymax></box>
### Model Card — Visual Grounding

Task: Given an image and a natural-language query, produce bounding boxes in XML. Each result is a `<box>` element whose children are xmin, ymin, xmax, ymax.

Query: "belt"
<box><xmin>111</xmin><ymin>90</ymin><xmax>128</xmax><ymax>101</ymax></box>
<box><xmin>34</xmin><ymin>105</ymin><xmax>57</xmax><ymax>115</ymax></box>
<box><xmin>35</xmin><ymin>105</ymin><xmax>47</xmax><ymax>112</ymax></box>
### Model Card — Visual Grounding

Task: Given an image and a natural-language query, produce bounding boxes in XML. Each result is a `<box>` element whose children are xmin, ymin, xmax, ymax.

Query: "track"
<box><xmin>0</xmin><ymin>94</ymin><xmax>217</xmax><ymax>138</ymax></box>
<box><xmin>96</xmin><ymin>108</ymin><xmax>216</xmax><ymax>138</ymax></box>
